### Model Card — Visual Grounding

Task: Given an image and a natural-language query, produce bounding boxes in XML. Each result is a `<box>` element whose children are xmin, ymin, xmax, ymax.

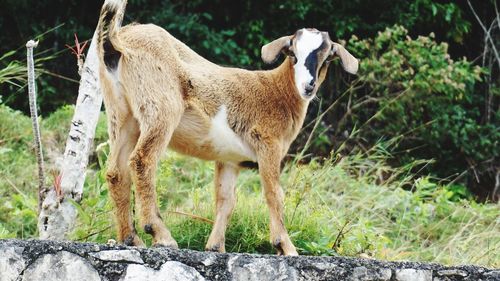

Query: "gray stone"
<box><xmin>0</xmin><ymin>239</ymin><xmax>497</xmax><ymax>281</ymax></box>
<box><xmin>22</xmin><ymin>251</ymin><xmax>100</xmax><ymax>281</ymax></box>
<box><xmin>120</xmin><ymin>261</ymin><xmax>205</xmax><ymax>281</ymax></box>
<box><xmin>350</xmin><ymin>266</ymin><xmax>392</xmax><ymax>281</ymax></box>
<box><xmin>395</xmin><ymin>269</ymin><xmax>432</xmax><ymax>281</ymax></box>
<box><xmin>483</xmin><ymin>270</ymin><xmax>500</xmax><ymax>281</ymax></box>
<box><xmin>201</xmin><ymin>253</ymin><xmax>217</xmax><ymax>266</ymax></box>
<box><xmin>228</xmin><ymin>256</ymin><xmax>298</xmax><ymax>281</ymax></box>
<box><xmin>436</xmin><ymin>269</ymin><xmax>468</xmax><ymax>277</ymax></box>
<box><xmin>90</xmin><ymin>249</ymin><xmax>144</xmax><ymax>263</ymax></box>
<box><xmin>0</xmin><ymin>245</ymin><xmax>25</xmax><ymax>281</ymax></box>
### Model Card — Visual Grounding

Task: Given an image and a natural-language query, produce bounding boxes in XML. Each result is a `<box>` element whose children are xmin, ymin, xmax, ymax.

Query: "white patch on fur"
<box><xmin>219</xmin><ymin>163</ymin><xmax>238</xmax><ymax>194</ymax></box>
<box><xmin>208</xmin><ymin>105</ymin><xmax>256</xmax><ymax>162</ymax></box>
<box><xmin>104</xmin><ymin>0</ymin><xmax>121</xmax><ymax>10</ymax></box>
<box><xmin>293</xmin><ymin>29</ymin><xmax>323</xmax><ymax>97</ymax></box>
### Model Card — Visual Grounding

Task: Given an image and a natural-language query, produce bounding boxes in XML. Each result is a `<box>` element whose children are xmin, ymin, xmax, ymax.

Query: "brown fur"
<box><xmin>96</xmin><ymin>0</ymin><xmax>357</xmax><ymax>256</ymax></box>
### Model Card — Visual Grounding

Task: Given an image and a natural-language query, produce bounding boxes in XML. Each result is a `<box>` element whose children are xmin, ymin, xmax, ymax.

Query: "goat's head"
<box><xmin>262</xmin><ymin>28</ymin><xmax>358</xmax><ymax>100</ymax></box>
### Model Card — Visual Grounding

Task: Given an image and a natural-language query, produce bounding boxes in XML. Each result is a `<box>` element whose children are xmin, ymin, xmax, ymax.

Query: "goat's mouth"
<box><xmin>301</xmin><ymin>89</ymin><xmax>315</xmax><ymax>100</ymax></box>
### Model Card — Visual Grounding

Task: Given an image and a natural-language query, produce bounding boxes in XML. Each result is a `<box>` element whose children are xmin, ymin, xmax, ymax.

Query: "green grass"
<box><xmin>0</xmin><ymin>104</ymin><xmax>498</xmax><ymax>267</ymax></box>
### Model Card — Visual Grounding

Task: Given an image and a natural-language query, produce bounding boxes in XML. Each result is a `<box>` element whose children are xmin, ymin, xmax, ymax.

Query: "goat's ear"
<box><xmin>328</xmin><ymin>42</ymin><xmax>359</xmax><ymax>74</ymax></box>
<box><xmin>261</xmin><ymin>36</ymin><xmax>292</xmax><ymax>64</ymax></box>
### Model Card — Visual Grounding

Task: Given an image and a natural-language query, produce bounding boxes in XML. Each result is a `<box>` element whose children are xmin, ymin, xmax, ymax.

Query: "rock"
<box><xmin>483</xmin><ymin>270</ymin><xmax>500</xmax><ymax>281</ymax></box>
<box><xmin>22</xmin><ymin>251</ymin><xmax>100</xmax><ymax>281</ymax></box>
<box><xmin>0</xmin><ymin>239</ymin><xmax>496</xmax><ymax>281</ymax></box>
<box><xmin>349</xmin><ymin>266</ymin><xmax>392</xmax><ymax>281</ymax></box>
<box><xmin>0</xmin><ymin>245</ymin><xmax>25</xmax><ymax>281</ymax></box>
<box><xmin>395</xmin><ymin>269</ymin><xmax>432</xmax><ymax>281</ymax></box>
<box><xmin>90</xmin><ymin>249</ymin><xmax>144</xmax><ymax>263</ymax></box>
<box><xmin>228</xmin><ymin>256</ymin><xmax>298</xmax><ymax>281</ymax></box>
<box><xmin>120</xmin><ymin>262</ymin><xmax>205</xmax><ymax>281</ymax></box>
<box><xmin>436</xmin><ymin>269</ymin><xmax>468</xmax><ymax>277</ymax></box>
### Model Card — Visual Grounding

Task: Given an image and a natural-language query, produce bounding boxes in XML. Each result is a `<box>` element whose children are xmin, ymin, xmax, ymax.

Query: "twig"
<box><xmin>332</xmin><ymin>219</ymin><xmax>352</xmax><ymax>251</ymax></box>
<box><xmin>169</xmin><ymin>210</ymin><xmax>214</xmax><ymax>224</ymax></box>
<box><xmin>65</xmin><ymin>34</ymin><xmax>89</xmax><ymax>76</ymax></box>
<box><xmin>26</xmin><ymin>40</ymin><xmax>45</xmax><ymax>214</ymax></box>
<box><xmin>302</xmin><ymin>81</ymin><xmax>362</xmax><ymax>130</ymax></box>
<box><xmin>493</xmin><ymin>170</ymin><xmax>500</xmax><ymax>201</ymax></box>
<box><xmin>494</xmin><ymin>1</ymin><xmax>500</xmax><ymax>31</ymax></box>
<box><xmin>467</xmin><ymin>0</ymin><xmax>500</xmax><ymax>69</ymax></box>
<box><xmin>39</xmin><ymin>70</ymin><xmax>80</xmax><ymax>83</ymax></box>
<box><xmin>77</xmin><ymin>226</ymin><xmax>113</xmax><ymax>241</ymax></box>
<box><xmin>4</xmin><ymin>177</ymin><xmax>27</xmax><ymax>198</ymax></box>
<box><xmin>448</xmin><ymin>158</ymin><xmax>495</xmax><ymax>186</ymax></box>
<box><xmin>295</xmin><ymin>81</ymin><xmax>362</xmax><ymax>162</ymax></box>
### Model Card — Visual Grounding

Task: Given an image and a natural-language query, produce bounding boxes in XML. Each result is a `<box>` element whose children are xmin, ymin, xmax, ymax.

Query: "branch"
<box><xmin>467</xmin><ymin>0</ymin><xmax>500</xmax><ymax>69</ymax></box>
<box><xmin>494</xmin><ymin>0</ymin><xmax>500</xmax><ymax>31</ymax></box>
<box><xmin>26</xmin><ymin>40</ymin><xmax>46</xmax><ymax>213</ymax></box>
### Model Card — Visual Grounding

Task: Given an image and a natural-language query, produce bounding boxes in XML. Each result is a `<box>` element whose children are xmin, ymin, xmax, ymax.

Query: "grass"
<box><xmin>0</xmin><ymin>104</ymin><xmax>498</xmax><ymax>267</ymax></box>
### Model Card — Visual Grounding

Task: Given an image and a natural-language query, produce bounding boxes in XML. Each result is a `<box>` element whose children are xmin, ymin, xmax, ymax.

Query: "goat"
<box><xmin>96</xmin><ymin>0</ymin><xmax>358</xmax><ymax>256</ymax></box>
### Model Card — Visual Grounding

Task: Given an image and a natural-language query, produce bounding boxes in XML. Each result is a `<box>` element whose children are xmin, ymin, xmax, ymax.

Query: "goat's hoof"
<box><xmin>273</xmin><ymin>238</ymin><xmax>298</xmax><ymax>256</ymax></box>
<box><xmin>153</xmin><ymin>239</ymin><xmax>178</xmax><ymax>249</ymax></box>
<box><xmin>144</xmin><ymin>224</ymin><xmax>154</xmax><ymax>235</ymax></box>
<box><xmin>205</xmin><ymin>243</ymin><xmax>224</xmax><ymax>253</ymax></box>
<box><xmin>123</xmin><ymin>235</ymin><xmax>145</xmax><ymax>247</ymax></box>
<box><xmin>273</xmin><ymin>239</ymin><xmax>284</xmax><ymax>256</ymax></box>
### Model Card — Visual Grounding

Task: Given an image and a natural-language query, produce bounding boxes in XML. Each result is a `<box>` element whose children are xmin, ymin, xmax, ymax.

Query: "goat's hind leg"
<box><xmin>129</xmin><ymin>108</ymin><xmax>182</xmax><ymax>248</ymax></box>
<box><xmin>107</xmin><ymin>116</ymin><xmax>144</xmax><ymax>246</ymax></box>
<box><xmin>206</xmin><ymin>162</ymin><xmax>239</xmax><ymax>252</ymax></box>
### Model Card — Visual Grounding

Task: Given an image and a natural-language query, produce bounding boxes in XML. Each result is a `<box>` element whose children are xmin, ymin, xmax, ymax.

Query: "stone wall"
<box><xmin>0</xmin><ymin>239</ymin><xmax>498</xmax><ymax>281</ymax></box>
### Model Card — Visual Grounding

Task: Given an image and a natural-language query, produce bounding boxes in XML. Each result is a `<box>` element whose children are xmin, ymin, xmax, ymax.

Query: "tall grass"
<box><xmin>0</xmin><ymin>105</ymin><xmax>498</xmax><ymax>267</ymax></box>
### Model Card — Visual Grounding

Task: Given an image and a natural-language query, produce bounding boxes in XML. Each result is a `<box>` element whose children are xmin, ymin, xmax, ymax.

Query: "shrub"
<box><xmin>315</xmin><ymin>25</ymin><xmax>498</xmax><ymax>195</ymax></box>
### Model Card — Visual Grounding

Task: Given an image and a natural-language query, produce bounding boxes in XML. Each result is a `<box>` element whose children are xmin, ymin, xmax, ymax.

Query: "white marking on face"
<box><xmin>293</xmin><ymin>29</ymin><xmax>323</xmax><ymax>99</ymax></box>
<box><xmin>208</xmin><ymin>105</ymin><xmax>257</xmax><ymax>162</ymax></box>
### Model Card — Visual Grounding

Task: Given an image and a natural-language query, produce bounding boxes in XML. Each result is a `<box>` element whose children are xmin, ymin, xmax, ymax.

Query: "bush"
<box><xmin>310</xmin><ymin>25</ymin><xmax>498</xmax><ymax>195</ymax></box>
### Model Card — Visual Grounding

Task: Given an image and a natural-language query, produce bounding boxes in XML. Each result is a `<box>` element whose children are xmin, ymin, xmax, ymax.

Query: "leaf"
<box><xmin>431</xmin><ymin>4</ymin><xmax>438</xmax><ymax>16</ymax></box>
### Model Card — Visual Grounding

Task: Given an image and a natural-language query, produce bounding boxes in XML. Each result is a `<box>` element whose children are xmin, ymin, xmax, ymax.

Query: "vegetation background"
<box><xmin>0</xmin><ymin>0</ymin><xmax>498</xmax><ymax>267</ymax></box>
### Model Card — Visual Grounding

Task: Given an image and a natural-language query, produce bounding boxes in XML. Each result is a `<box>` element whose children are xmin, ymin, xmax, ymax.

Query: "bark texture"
<box><xmin>38</xmin><ymin>32</ymin><xmax>103</xmax><ymax>240</ymax></box>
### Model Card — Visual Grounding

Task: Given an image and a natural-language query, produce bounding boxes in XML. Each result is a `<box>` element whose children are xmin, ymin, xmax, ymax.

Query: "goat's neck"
<box><xmin>269</xmin><ymin>57</ymin><xmax>309</xmax><ymax>128</ymax></box>
<box><xmin>271</xmin><ymin>57</ymin><xmax>309</xmax><ymax>112</ymax></box>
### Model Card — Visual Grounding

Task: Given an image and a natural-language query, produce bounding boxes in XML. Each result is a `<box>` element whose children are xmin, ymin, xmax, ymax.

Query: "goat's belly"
<box><xmin>168</xmin><ymin>106</ymin><xmax>257</xmax><ymax>163</ymax></box>
<box><xmin>169</xmin><ymin>130</ymin><xmax>256</xmax><ymax>163</ymax></box>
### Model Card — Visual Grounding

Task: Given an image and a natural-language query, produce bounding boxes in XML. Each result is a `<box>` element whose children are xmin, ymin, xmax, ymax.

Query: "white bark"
<box><xmin>38</xmin><ymin>32</ymin><xmax>103</xmax><ymax>239</ymax></box>
<box><xmin>26</xmin><ymin>40</ymin><xmax>46</xmax><ymax>213</ymax></box>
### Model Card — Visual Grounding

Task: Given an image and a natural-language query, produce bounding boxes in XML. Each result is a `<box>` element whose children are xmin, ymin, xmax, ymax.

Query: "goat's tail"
<box><xmin>97</xmin><ymin>0</ymin><xmax>127</xmax><ymax>72</ymax></box>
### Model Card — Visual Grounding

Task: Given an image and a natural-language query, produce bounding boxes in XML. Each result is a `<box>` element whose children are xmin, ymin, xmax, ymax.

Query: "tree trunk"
<box><xmin>38</xmin><ymin>32</ymin><xmax>103</xmax><ymax>240</ymax></box>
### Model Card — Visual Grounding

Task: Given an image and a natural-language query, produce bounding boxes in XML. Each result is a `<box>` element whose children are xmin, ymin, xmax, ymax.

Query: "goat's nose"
<box><xmin>305</xmin><ymin>84</ymin><xmax>315</xmax><ymax>93</ymax></box>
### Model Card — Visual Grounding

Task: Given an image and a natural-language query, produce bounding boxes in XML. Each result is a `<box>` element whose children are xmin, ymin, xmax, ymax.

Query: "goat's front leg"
<box><xmin>205</xmin><ymin>162</ymin><xmax>239</xmax><ymax>252</ymax></box>
<box><xmin>258</xmin><ymin>147</ymin><xmax>298</xmax><ymax>256</ymax></box>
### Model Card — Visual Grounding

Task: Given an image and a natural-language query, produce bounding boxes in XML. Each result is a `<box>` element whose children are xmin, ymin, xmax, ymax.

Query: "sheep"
<box><xmin>96</xmin><ymin>0</ymin><xmax>358</xmax><ymax>256</ymax></box>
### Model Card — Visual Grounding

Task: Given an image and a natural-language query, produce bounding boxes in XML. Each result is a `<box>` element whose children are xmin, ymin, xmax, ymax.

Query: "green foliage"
<box><xmin>0</xmin><ymin>106</ymin><xmax>39</xmax><ymax>239</ymax></box>
<box><xmin>336</xmin><ymin>25</ymin><xmax>498</xmax><ymax>177</ymax></box>
<box><xmin>0</xmin><ymin>104</ymin><xmax>498</xmax><ymax>266</ymax></box>
<box><xmin>0</xmin><ymin>105</ymin><xmax>37</xmax><ymax>211</ymax></box>
<box><xmin>0</xmin><ymin>104</ymin><xmax>109</xmax><ymax>239</ymax></box>
<box><xmin>1</xmin><ymin>0</ymin><xmax>496</xmax><ymax>195</ymax></box>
